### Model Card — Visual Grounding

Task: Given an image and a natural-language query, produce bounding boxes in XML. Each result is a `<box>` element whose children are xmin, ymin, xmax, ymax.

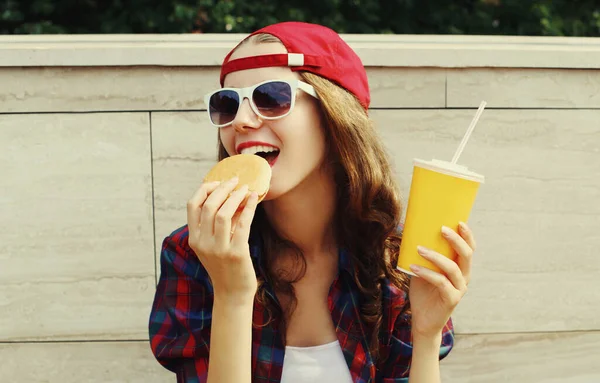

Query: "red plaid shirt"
<box><xmin>149</xmin><ymin>225</ymin><xmax>454</xmax><ymax>383</ymax></box>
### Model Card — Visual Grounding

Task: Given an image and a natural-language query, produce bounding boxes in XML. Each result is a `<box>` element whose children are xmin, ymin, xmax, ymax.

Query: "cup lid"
<box><xmin>413</xmin><ymin>159</ymin><xmax>485</xmax><ymax>183</ymax></box>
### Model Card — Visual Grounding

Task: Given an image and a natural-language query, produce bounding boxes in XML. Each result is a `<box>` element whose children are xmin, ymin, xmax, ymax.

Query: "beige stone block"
<box><xmin>1</xmin><ymin>332</ymin><xmax>598</xmax><ymax>383</ymax></box>
<box><xmin>0</xmin><ymin>67</ymin><xmax>444</xmax><ymax>114</ymax></box>
<box><xmin>371</xmin><ymin>109</ymin><xmax>600</xmax><ymax>333</ymax></box>
<box><xmin>441</xmin><ymin>332</ymin><xmax>600</xmax><ymax>382</ymax></box>
<box><xmin>151</xmin><ymin>112</ymin><xmax>218</xmax><ymax>275</ymax></box>
<box><xmin>367</xmin><ymin>68</ymin><xmax>445</xmax><ymax>108</ymax></box>
<box><xmin>373</xmin><ymin>109</ymin><xmax>600</xmax><ymax>214</ymax></box>
<box><xmin>447</xmin><ymin>68</ymin><xmax>600</xmax><ymax>108</ymax></box>
<box><xmin>0</xmin><ymin>341</ymin><xmax>173</xmax><ymax>382</ymax></box>
<box><xmin>0</xmin><ymin>67</ymin><xmax>221</xmax><ymax>113</ymax></box>
<box><xmin>0</xmin><ymin>113</ymin><xmax>155</xmax><ymax>341</ymax></box>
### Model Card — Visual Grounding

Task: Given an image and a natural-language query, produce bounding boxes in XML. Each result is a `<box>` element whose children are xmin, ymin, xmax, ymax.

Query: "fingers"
<box><xmin>458</xmin><ymin>222</ymin><xmax>476</xmax><ymax>251</ymax></box>
<box><xmin>441</xmin><ymin>224</ymin><xmax>474</xmax><ymax>285</ymax></box>
<box><xmin>199</xmin><ymin>177</ymin><xmax>240</xmax><ymax>236</ymax></box>
<box><xmin>230</xmin><ymin>210</ymin><xmax>242</xmax><ymax>233</ymax></box>
<box><xmin>213</xmin><ymin>184</ymin><xmax>249</xmax><ymax>244</ymax></box>
<box><xmin>409</xmin><ymin>265</ymin><xmax>462</xmax><ymax>307</ymax></box>
<box><xmin>416</xmin><ymin>246</ymin><xmax>467</xmax><ymax>292</ymax></box>
<box><xmin>186</xmin><ymin>181</ymin><xmax>220</xmax><ymax>234</ymax></box>
<box><xmin>231</xmin><ymin>192</ymin><xmax>259</xmax><ymax>247</ymax></box>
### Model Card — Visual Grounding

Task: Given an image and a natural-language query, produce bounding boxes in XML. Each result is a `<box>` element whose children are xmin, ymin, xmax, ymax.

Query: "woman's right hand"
<box><xmin>186</xmin><ymin>177</ymin><xmax>260</xmax><ymax>303</ymax></box>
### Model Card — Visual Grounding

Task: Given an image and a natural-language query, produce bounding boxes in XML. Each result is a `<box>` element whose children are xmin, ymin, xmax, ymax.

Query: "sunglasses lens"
<box><xmin>208</xmin><ymin>90</ymin><xmax>239</xmax><ymax>126</ymax></box>
<box><xmin>253</xmin><ymin>81</ymin><xmax>292</xmax><ymax>118</ymax></box>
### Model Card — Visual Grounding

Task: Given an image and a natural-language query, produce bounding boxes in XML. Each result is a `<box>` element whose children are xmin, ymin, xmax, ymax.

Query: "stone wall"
<box><xmin>1</xmin><ymin>34</ymin><xmax>599</xmax><ymax>382</ymax></box>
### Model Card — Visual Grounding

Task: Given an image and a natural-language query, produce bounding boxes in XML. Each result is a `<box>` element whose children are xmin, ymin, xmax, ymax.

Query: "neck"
<box><xmin>262</xmin><ymin>167</ymin><xmax>338</xmax><ymax>258</ymax></box>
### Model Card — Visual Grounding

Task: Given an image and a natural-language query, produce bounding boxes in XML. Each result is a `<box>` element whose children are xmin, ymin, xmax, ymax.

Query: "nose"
<box><xmin>231</xmin><ymin>98</ymin><xmax>262</xmax><ymax>133</ymax></box>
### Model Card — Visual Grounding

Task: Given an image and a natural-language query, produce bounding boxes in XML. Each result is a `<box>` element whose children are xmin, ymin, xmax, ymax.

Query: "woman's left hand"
<box><xmin>408</xmin><ymin>222</ymin><xmax>476</xmax><ymax>339</ymax></box>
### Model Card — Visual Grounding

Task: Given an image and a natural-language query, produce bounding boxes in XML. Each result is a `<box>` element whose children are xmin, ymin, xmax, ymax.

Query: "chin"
<box><xmin>261</xmin><ymin>188</ymin><xmax>284</xmax><ymax>202</ymax></box>
<box><xmin>260</xmin><ymin>181</ymin><xmax>295</xmax><ymax>202</ymax></box>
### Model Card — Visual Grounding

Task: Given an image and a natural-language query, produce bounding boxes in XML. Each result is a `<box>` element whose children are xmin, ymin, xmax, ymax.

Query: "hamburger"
<box><xmin>203</xmin><ymin>154</ymin><xmax>272</xmax><ymax>202</ymax></box>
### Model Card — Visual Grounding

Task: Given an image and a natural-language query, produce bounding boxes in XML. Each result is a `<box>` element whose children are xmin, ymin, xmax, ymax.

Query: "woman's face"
<box><xmin>219</xmin><ymin>42</ymin><xmax>328</xmax><ymax>201</ymax></box>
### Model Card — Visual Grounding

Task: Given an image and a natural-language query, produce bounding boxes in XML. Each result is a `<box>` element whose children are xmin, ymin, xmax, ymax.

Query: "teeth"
<box><xmin>240</xmin><ymin>145</ymin><xmax>279</xmax><ymax>155</ymax></box>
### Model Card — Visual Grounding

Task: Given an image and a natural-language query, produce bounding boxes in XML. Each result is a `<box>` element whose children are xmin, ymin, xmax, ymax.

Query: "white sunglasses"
<box><xmin>203</xmin><ymin>79</ymin><xmax>319</xmax><ymax>128</ymax></box>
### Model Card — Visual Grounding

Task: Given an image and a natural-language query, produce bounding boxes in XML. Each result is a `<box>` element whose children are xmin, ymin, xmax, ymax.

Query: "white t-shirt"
<box><xmin>280</xmin><ymin>340</ymin><xmax>354</xmax><ymax>383</ymax></box>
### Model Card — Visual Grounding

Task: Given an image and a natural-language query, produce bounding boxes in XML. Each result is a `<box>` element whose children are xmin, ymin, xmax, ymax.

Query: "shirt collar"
<box><xmin>248</xmin><ymin>230</ymin><xmax>374</xmax><ymax>381</ymax></box>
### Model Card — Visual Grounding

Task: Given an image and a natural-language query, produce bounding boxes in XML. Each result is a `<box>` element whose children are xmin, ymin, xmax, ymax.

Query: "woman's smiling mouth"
<box><xmin>236</xmin><ymin>141</ymin><xmax>281</xmax><ymax>166</ymax></box>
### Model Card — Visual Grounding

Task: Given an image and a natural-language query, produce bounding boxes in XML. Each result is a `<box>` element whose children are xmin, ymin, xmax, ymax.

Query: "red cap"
<box><xmin>220</xmin><ymin>22</ymin><xmax>370</xmax><ymax>110</ymax></box>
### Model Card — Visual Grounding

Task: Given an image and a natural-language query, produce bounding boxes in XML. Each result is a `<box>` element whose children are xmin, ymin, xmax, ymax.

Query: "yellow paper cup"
<box><xmin>397</xmin><ymin>159</ymin><xmax>484</xmax><ymax>276</ymax></box>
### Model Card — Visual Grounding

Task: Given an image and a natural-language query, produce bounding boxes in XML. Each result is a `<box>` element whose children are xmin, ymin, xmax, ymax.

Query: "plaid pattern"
<box><xmin>149</xmin><ymin>225</ymin><xmax>454</xmax><ymax>383</ymax></box>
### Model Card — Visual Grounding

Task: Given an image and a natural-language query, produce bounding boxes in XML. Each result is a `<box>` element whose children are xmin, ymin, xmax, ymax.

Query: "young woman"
<box><xmin>149</xmin><ymin>21</ymin><xmax>476</xmax><ymax>383</ymax></box>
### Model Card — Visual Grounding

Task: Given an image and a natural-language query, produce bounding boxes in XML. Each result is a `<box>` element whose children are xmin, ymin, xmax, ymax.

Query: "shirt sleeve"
<box><xmin>379</xmin><ymin>312</ymin><xmax>454</xmax><ymax>382</ymax></box>
<box><xmin>148</xmin><ymin>229</ymin><xmax>214</xmax><ymax>383</ymax></box>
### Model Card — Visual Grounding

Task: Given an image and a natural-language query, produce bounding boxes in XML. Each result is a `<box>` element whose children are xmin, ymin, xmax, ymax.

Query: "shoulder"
<box><xmin>150</xmin><ymin>225</ymin><xmax>213</xmax><ymax>374</ymax></box>
<box><xmin>380</xmin><ymin>277</ymin><xmax>409</xmax><ymax>336</ymax></box>
<box><xmin>161</xmin><ymin>224</ymin><xmax>192</xmax><ymax>255</ymax></box>
<box><xmin>158</xmin><ymin>224</ymin><xmax>211</xmax><ymax>283</ymax></box>
<box><xmin>381</xmin><ymin>223</ymin><xmax>408</xmax><ymax>327</ymax></box>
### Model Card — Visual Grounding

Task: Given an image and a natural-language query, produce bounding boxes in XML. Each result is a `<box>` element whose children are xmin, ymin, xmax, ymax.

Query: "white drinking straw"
<box><xmin>451</xmin><ymin>101</ymin><xmax>487</xmax><ymax>164</ymax></box>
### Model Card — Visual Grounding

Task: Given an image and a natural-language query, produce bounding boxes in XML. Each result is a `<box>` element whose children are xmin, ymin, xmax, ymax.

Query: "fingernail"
<box><xmin>441</xmin><ymin>226</ymin><xmax>452</xmax><ymax>237</ymax></box>
<box><xmin>250</xmin><ymin>191</ymin><xmax>258</xmax><ymax>199</ymax></box>
<box><xmin>417</xmin><ymin>245</ymin><xmax>428</xmax><ymax>256</ymax></box>
<box><xmin>459</xmin><ymin>222</ymin><xmax>467</xmax><ymax>231</ymax></box>
<box><xmin>410</xmin><ymin>264</ymin><xmax>421</xmax><ymax>273</ymax></box>
<box><xmin>229</xmin><ymin>177</ymin><xmax>239</xmax><ymax>184</ymax></box>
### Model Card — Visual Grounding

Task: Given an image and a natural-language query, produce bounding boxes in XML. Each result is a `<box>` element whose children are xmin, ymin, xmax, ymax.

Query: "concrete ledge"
<box><xmin>1</xmin><ymin>34</ymin><xmax>600</xmax><ymax>68</ymax></box>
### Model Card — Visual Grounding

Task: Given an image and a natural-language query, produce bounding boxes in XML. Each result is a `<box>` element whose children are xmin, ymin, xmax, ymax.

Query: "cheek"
<box><xmin>305</xmin><ymin>104</ymin><xmax>328</xmax><ymax>150</ymax></box>
<box><xmin>304</xmin><ymin>117</ymin><xmax>328</xmax><ymax>158</ymax></box>
<box><xmin>281</xmin><ymin>126</ymin><xmax>326</xmax><ymax>169</ymax></box>
<box><xmin>219</xmin><ymin>128</ymin><xmax>236</xmax><ymax>155</ymax></box>
<box><xmin>284</xmin><ymin>109</ymin><xmax>327</xmax><ymax>153</ymax></box>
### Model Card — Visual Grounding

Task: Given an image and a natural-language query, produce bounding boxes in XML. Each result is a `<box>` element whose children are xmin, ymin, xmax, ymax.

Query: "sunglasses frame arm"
<box><xmin>297</xmin><ymin>80</ymin><xmax>319</xmax><ymax>99</ymax></box>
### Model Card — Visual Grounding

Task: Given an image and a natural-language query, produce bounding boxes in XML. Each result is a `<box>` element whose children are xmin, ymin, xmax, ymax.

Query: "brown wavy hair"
<box><xmin>216</xmin><ymin>34</ymin><xmax>410</xmax><ymax>362</ymax></box>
